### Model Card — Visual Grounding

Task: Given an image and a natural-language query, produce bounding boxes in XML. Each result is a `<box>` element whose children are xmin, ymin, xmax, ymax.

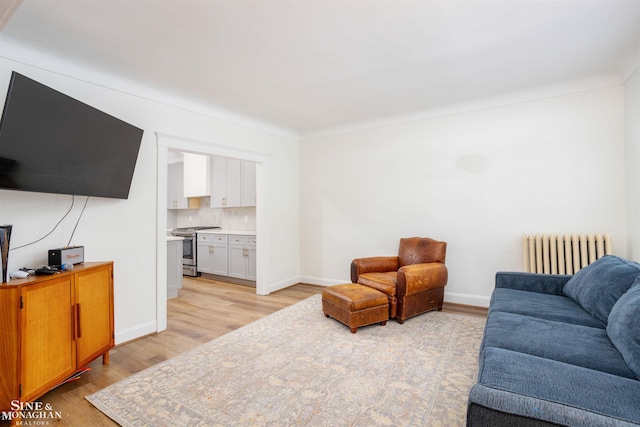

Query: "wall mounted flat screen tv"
<box><xmin>0</xmin><ymin>72</ymin><xmax>144</xmax><ymax>199</ymax></box>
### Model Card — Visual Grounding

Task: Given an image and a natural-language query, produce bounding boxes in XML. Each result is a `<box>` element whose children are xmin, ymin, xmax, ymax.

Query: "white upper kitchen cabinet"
<box><xmin>167</xmin><ymin>162</ymin><xmax>188</xmax><ymax>209</ymax></box>
<box><xmin>210</xmin><ymin>157</ymin><xmax>241</xmax><ymax>208</ymax></box>
<box><xmin>183</xmin><ymin>153</ymin><xmax>210</xmax><ymax>197</ymax></box>
<box><xmin>242</xmin><ymin>161</ymin><xmax>256</xmax><ymax>207</ymax></box>
<box><xmin>210</xmin><ymin>157</ymin><xmax>257</xmax><ymax>208</ymax></box>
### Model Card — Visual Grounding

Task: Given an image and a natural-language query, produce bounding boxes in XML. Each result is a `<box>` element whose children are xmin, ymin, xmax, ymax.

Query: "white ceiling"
<box><xmin>1</xmin><ymin>0</ymin><xmax>639</xmax><ymax>140</ymax></box>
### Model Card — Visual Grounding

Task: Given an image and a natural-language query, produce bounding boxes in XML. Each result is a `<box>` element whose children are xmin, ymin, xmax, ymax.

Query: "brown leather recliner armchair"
<box><xmin>351</xmin><ymin>237</ymin><xmax>448</xmax><ymax>323</ymax></box>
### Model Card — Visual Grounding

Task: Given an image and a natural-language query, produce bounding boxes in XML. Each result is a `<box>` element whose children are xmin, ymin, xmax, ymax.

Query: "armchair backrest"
<box><xmin>398</xmin><ymin>237</ymin><xmax>447</xmax><ymax>267</ymax></box>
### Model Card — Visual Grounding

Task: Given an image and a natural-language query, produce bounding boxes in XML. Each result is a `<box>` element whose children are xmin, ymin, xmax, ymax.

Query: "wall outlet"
<box><xmin>244</xmin><ymin>215</ymin><xmax>248</xmax><ymax>222</ymax></box>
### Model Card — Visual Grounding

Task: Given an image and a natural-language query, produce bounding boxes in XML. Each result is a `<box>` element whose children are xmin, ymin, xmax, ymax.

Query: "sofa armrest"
<box><xmin>397</xmin><ymin>263</ymin><xmax>448</xmax><ymax>295</ymax></box>
<box><xmin>350</xmin><ymin>256</ymin><xmax>399</xmax><ymax>283</ymax></box>
<box><xmin>495</xmin><ymin>271</ymin><xmax>571</xmax><ymax>295</ymax></box>
<box><xmin>469</xmin><ymin>347</ymin><xmax>640</xmax><ymax>426</ymax></box>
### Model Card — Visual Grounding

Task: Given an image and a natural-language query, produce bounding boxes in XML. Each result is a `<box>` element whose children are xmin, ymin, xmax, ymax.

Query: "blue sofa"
<box><xmin>467</xmin><ymin>255</ymin><xmax>640</xmax><ymax>426</ymax></box>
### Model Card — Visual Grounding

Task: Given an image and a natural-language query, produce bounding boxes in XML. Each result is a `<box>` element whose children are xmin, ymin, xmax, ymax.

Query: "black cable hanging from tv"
<box><xmin>11</xmin><ymin>195</ymin><xmax>76</xmax><ymax>251</ymax></box>
<box><xmin>10</xmin><ymin>195</ymin><xmax>88</xmax><ymax>251</ymax></box>
<box><xmin>67</xmin><ymin>196</ymin><xmax>89</xmax><ymax>247</ymax></box>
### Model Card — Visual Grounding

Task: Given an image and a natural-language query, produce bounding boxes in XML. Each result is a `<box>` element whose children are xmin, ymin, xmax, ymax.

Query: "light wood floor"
<box><xmin>2</xmin><ymin>277</ymin><xmax>486</xmax><ymax>426</ymax></box>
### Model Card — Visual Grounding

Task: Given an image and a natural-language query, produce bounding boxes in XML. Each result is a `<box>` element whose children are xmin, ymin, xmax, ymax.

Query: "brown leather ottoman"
<box><xmin>322</xmin><ymin>283</ymin><xmax>389</xmax><ymax>333</ymax></box>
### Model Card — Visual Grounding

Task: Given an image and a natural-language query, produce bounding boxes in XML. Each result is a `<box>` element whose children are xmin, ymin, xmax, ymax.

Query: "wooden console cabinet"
<box><xmin>0</xmin><ymin>262</ymin><xmax>114</xmax><ymax>412</ymax></box>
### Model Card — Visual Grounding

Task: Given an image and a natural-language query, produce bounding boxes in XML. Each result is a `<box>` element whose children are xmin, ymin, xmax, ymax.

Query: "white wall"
<box><xmin>625</xmin><ymin>68</ymin><xmax>640</xmax><ymax>260</ymax></box>
<box><xmin>0</xmin><ymin>41</ymin><xmax>633</xmax><ymax>339</ymax></box>
<box><xmin>300</xmin><ymin>86</ymin><xmax>627</xmax><ymax>306</ymax></box>
<box><xmin>0</xmin><ymin>54</ymin><xmax>300</xmax><ymax>343</ymax></box>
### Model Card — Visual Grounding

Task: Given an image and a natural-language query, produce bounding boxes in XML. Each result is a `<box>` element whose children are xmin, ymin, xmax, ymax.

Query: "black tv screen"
<box><xmin>0</xmin><ymin>72</ymin><xmax>144</xmax><ymax>199</ymax></box>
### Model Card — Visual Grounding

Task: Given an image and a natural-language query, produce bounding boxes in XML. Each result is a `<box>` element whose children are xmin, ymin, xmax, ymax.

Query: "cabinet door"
<box><xmin>196</xmin><ymin>242</ymin><xmax>214</xmax><ymax>273</ymax></box>
<box><xmin>211</xmin><ymin>243</ymin><xmax>229</xmax><ymax>276</ymax></box>
<box><xmin>168</xmin><ymin>162</ymin><xmax>188</xmax><ymax>209</ymax></box>
<box><xmin>225</xmin><ymin>159</ymin><xmax>242</xmax><ymax>207</ymax></box>
<box><xmin>210</xmin><ymin>157</ymin><xmax>227</xmax><ymax>208</ymax></box>
<box><xmin>167</xmin><ymin>240</ymin><xmax>182</xmax><ymax>298</ymax></box>
<box><xmin>75</xmin><ymin>266</ymin><xmax>114</xmax><ymax>368</ymax></box>
<box><xmin>242</xmin><ymin>161</ymin><xmax>256</xmax><ymax>207</ymax></box>
<box><xmin>228</xmin><ymin>244</ymin><xmax>246</xmax><ymax>279</ymax></box>
<box><xmin>0</xmin><ymin>287</ymin><xmax>20</xmax><ymax>410</ymax></box>
<box><xmin>228</xmin><ymin>236</ymin><xmax>256</xmax><ymax>280</ymax></box>
<box><xmin>246</xmin><ymin>245</ymin><xmax>257</xmax><ymax>281</ymax></box>
<box><xmin>21</xmin><ymin>278</ymin><xmax>75</xmax><ymax>402</ymax></box>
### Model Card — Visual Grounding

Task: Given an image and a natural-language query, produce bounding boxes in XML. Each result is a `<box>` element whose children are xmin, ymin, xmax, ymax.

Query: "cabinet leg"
<box><xmin>102</xmin><ymin>351</ymin><xmax>110</xmax><ymax>365</ymax></box>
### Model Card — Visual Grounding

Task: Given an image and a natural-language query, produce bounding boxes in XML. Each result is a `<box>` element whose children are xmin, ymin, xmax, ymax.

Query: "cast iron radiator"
<box><xmin>522</xmin><ymin>233</ymin><xmax>612</xmax><ymax>274</ymax></box>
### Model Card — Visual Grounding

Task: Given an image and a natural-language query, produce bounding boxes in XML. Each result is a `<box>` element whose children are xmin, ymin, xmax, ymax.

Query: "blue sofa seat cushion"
<box><xmin>471</xmin><ymin>347</ymin><xmax>640</xmax><ymax>425</ymax></box>
<box><xmin>483</xmin><ymin>311</ymin><xmax>636</xmax><ymax>379</ymax></box>
<box><xmin>607</xmin><ymin>279</ymin><xmax>640</xmax><ymax>379</ymax></box>
<box><xmin>562</xmin><ymin>255</ymin><xmax>640</xmax><ymax>324</ymax></box>
<box><xmin>490</xmin><ymin>288</ymin><xmax>605</xmax><ymax>329</ymax></box>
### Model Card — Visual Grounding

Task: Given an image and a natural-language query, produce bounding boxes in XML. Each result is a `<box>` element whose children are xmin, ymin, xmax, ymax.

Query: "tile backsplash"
<box><xmin>172</xmin><ymin>197</ymin><xmax>256</xmax><ymax>231</ymax></box>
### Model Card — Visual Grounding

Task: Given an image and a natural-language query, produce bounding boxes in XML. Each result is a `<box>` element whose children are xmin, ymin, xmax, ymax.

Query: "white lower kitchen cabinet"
<box><xmin>197</xmin><ymin>233</ymin><xmax>228</xmax><ymax>276</ymax></box>
<box><xmin>246</xmin><ymin>245</ymin><xmax>257</xmax><ymax>280</ymax></box>
<box><xmin>167</xmin><ymin>237</ymin><xmax>183</xmax><ymax>298</ymax></box>
<box><xmin>228</xmin><ymin>235</ymin><xmax>257</xmax><ymax>280</ymax></box>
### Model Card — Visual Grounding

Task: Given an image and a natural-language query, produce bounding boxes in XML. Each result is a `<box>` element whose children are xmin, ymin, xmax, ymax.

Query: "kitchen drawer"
<box><xmin>229</xmin><ymin>235</ymin><xmax>256</xmax><ymax>246</ymax></box>
<box><xmin>197</xmin><ymin>233</ymin><xmax>228</xmax><ymax>243</ymax></box>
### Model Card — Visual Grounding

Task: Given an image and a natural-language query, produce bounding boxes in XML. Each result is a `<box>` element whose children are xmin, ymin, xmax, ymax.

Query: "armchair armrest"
<box><xmin>397</xmin><ymin>263</ymin><xmax>448</xmax><ymax>296</ymax></box>
<box><xmin>351</xmin><ymin>256</ymin><xmax>399</xmax><ymax>283</ymax></box>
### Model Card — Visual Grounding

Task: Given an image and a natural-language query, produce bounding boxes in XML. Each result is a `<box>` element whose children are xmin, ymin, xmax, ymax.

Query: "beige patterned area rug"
<box><xmin>87</xmin><ymin>294</ymin><xmax>486</xmax><ymax>426</ymax></box>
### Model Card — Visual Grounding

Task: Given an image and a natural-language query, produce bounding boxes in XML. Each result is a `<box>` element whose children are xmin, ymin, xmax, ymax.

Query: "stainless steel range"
<box><xmin>171</xmin><ymin>226</ymin><xmax>221</xmax><ymax>276</ymax></box>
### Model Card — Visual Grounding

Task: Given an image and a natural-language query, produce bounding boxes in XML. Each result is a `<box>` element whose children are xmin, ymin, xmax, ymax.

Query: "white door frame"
<box><xmin>156</xmin><ymin>133</ymin><xmax>270</xmax><ymax>332</ymax></box>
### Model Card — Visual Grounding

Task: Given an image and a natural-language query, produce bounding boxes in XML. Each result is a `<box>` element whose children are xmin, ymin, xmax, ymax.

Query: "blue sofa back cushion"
<box><xmin>562</xmin><ymin>255</ymin><xmax>640</xmax><ymax>324</ymax></box>
<box><xmin>607</xmin><ymin>279</ymin><xmax>640</xmax><ymax>379</ymax></box>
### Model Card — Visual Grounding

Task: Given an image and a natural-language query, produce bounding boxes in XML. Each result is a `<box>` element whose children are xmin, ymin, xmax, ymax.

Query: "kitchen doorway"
<box><xmin>155</xmin><ymin>133</ymin><xmax>270</xmax><ymax>332</ymax></box>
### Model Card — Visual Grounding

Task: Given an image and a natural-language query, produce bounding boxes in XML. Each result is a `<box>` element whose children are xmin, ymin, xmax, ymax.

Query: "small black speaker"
<box><xmin>48</xmin><ymin>246</ymin><xmax>84</xmax><ymax>267</ymax></box>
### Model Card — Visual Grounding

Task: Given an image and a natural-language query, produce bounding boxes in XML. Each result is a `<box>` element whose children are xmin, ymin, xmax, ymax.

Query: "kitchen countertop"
<box><xmin>167</xmin><ymin>236</ymin><xmax>184</xmax><ymax>241</ymax></box>
<box><xmin>197</xmin><ymin>229</ymin><xmax>256</xmax><ymax>236</ymax></box>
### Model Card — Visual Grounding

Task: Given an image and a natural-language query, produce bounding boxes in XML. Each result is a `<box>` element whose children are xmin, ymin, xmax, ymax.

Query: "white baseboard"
<box><xmin>115</xmin><ymin>320</ymin><xmax>157</xmax><ymax>345</ymax></box>
<box><xmin>444</xmin><ymin>292</ymin><xmax>491</xmax><ymax>308</ymax></box>
<box><xmin>299</xmin><ymin>276</ymin><xmax>491</xmax><ymax>308</ymax></box>
<box><xmin>298</xmin><ymin>276</ymin><xmax>347</xmax><ymax>287</ymax></box>
<box><xmin>266</xmin><ymin>275</ymin><xmax>302</xmax><ymax>294</ymax></box>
